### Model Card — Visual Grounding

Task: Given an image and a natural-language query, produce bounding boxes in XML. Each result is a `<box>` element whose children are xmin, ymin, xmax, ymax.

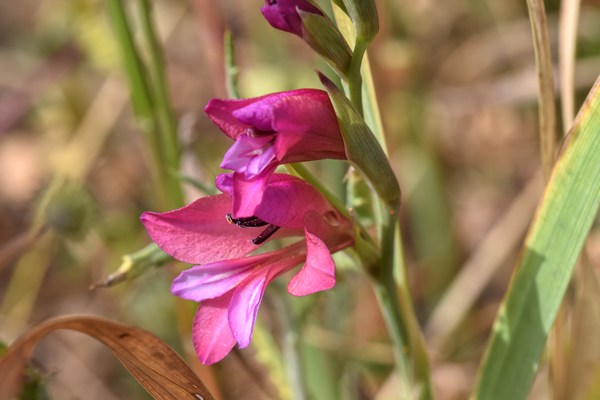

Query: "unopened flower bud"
<box><xmin>261</xmin><ymin>0</ymin><xmax>352</xmax><ymax>76</ymax></box>
<box><xmin>319</xmin><ymin>73</ymin><xmax>400</xmax><ymax>207</ymax></box>
<box><xmin>339</xmin><ymin>0</ymin><xmax>379</xmax><ymax>44</ymax></box>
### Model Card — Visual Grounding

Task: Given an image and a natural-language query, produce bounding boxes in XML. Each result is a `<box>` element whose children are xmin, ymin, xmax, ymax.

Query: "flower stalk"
<box><xmin>328</xmin><ymin>1</ymin><xmax>434</xmax><ymax>396</ymax></box>
<box><xmin>106</xmin><ymin>0</ymin><xmax>183</xmax><ymax>210</ymax></box>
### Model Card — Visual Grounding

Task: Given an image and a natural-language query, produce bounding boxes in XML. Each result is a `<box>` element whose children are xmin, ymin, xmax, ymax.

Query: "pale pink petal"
<box><xmin>192</xmin><ymin>293</ymin><xmax>237</xmax><ymax>365</ymax></box>
<box><xmin>171</xmin><ymin>260</ymin><xmax>255</xmax><ymax>302</ymax></box>
<box><xmin>220</xmin><ymin>134</ymin><xmax>277</xmax><ymax>178</ymax></box>
<box><xmin>287</xmin><ymin>227</ymin><xmax>335</xmax><ymax>296</ymax></box>
<box><xmin>228</xmin><ymin>271</ymin><xmax>269</xmax><ymax>349</ymax></box>
<box><xmin>228</xmin><ymin>250</ymin><xmax>306</xmax><ymax>347</ymax></box>
<box><xmin>140</xmin><ymin>194</ymin><xmax>256</xmax><ymax>265</ymax></box>
<box><xmin>171</xmin><ymin>248</ymin><xmax>300</xmax><ymax>302</ymax></box>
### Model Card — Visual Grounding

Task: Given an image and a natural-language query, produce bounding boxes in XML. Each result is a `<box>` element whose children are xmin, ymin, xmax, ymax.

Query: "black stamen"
<box><xmin>252</xmin><ymin>224</ymin><xmax>281</xmax><ymax>245</ymax></box>
<box><xmin>226</xmin><ymin>213</ymin><xmax>269</xmax><ymax>228</ymax></box>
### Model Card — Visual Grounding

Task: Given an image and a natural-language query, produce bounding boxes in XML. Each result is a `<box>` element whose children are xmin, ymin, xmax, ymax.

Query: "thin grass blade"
<box><xmin>472</xmin><ymin>77</ymin><xmax>600</xmax><ymax>400</ymax></box>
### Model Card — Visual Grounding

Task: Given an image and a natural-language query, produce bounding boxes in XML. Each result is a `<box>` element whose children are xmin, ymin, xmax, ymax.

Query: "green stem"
<box><xmin>273</xmin><ymin>286</ymin><xmax>308</xmax><ymax>400</ymax></box>
<box><xmin>288</xmin><ymin>163</ymin><xmax>350</xmax><ymax>220</ymax></box>
<box><xmin>375</xmin><ymin>208</ymin><xmax>434</xmax><ymax>399</ymax></box>
<box><xmin>224</xmin><ymin>30</ymin><xmax>240</xmax><ymax>99</ymax></box>
<box><xmin>288</xmin><ymin>163</ymin><xmax>380</xmax><ymax>274</ymax></box>
<box><xmin>139</xmin><ymin>0</ymin><xmax>183</xmax><ymax>209</ymax></box>
<box><xmin>105</xmin><ymin>0</ymin><xmax>155</xmax><ymax>120</ymax></box>
<box><xmin>106</xmin><ymin>0</ymin><xmax>183</xmax><ymax>210</ymax></box>
<box><xmin>347</xmin><ymin>38</ymin><xmax>368</xmax><ymax>115</ymax></box>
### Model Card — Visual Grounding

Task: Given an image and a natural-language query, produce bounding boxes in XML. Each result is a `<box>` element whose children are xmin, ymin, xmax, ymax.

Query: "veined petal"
<box><xmin>192</xmin><ymin>293</ymin><xmax>237</xmax><ymax>365</ymax></box>
<box><xmin>288</xmin><ymin>226</ymin><xmax>335</xmax><ymax>296</ymax></box>
<box><xmin>140</xmin><ymin>194</ymin><xmax>256</xmax><ymax>265</ymax></box>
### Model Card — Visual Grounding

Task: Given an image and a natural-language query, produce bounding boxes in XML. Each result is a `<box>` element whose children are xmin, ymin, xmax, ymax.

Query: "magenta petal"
<box><xmin>204</xmin><ymin>98</ymin><xmax>257</xmax><ymax>140</ymax></box>
<box><xmin>288</xmin><ymin>227</ymin><xmax>335</xmax><ymax>296</ymax></box>
<box><xmin>228</xmin><ymin>249</ymin><xmax>305</xmax><ymax>347</ymax></box>
<box><xmin>260</xmin><ymin>0</ymin><xmax>322</xmax><ymax>37</ymax></box>
<box><xmin>232</xmin><ymin>101</ymin><xmax>277</xmax><ymax>132</ymax></box>
<box><xmin>229</xmin><ymin>256</ymin><xmax>305</xmax><ymax>348</ymax></box>
<box><xmin>140</xmin><ymin>194</ymin><xmax>256</xmax><ymax>265</ymax></box>
<box><xmin>271</xmin><ymin>91</ymin><xmax>345</xmax><ymax>162</ymax></box>
<box><xmin>215</xmin><ymin>173</ymin><xmax>233</xmax><ymax>196</ymax></box>
<box><xmin>192</xmin><ymin>293</ymin><xmax>237</xmax><ymax>365</ymax></box>
<box><xmin>231</xmin><ymin>171</ymin><xmax>272</xmax><ymax>218</ymax></box>
<box><xmin>253</xmin><ymin>174</ymin><xmax>332</xmax><ymax>228</ymax></box>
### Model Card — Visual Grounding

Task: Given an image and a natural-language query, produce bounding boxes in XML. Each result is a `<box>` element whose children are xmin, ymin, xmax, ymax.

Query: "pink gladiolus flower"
<box><xmin>141</xmin><ymin>173</ymin><xmax>353</xmax><ymax>364</ymax></box>
<box><xmin>260</xmin><ymin>0</ymin><xmax>323</xmax><ymax>37</ymax></box>
<box><xmin>205</xmin><ymin>89</ymin><xmax>345</xmax><ymax>217</ymax></box>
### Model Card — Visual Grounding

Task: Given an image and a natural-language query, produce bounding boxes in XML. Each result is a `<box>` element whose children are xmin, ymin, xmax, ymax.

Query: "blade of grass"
<box><xmin>472</xmin><ymin>77</ymin><xmax>600</xmax><ymax>400</ymax></box>
<box><xmin>426</xmin><ymin>173</ymin><xmax>543</xmax><ymax>348</ymax></box>
<box><xmin>138</xmin><ymin>0</ymin><xmax>183</xmax><ymax>209</ymax></box>
<box><xmin>526</xmin><ymin>0</ymin><xmax>558</xmax><ymax>179</ymax></box>
<box><xmin>105</xmin><ymin>0</ymin><xmax>183</xmax><ymax>210</ymax></box>
<box><xmin>224</xmin><ymin>30</ymin><xmax>240</xmax><ymax>99</ymax></box>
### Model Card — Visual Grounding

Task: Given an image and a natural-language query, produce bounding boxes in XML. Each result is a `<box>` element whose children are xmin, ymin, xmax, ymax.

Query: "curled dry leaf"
<box><xmin>0</xmin><ymin>315</ymin><xmax>215</xmax><ymax>400</ymax></box>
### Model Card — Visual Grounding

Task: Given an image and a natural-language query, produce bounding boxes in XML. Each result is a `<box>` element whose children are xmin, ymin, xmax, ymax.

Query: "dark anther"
<box><xmin>226</xmin><ymin>213</ymin><xmax>280</xmax><ymax>245</ymax></box>
<box><xmin>226</xmin><ymin>213</ymin><xmax>269</xmax><ymax>228</ymax></box>
<box><xmin>252</xmin><ymin>224</ymin><xmax>281</xmax><ymax>245</ymax></box>
<box><xmin>267</xmin><ymin>0</ymin><xmax>277</xmax><ymax>4</ymax></box>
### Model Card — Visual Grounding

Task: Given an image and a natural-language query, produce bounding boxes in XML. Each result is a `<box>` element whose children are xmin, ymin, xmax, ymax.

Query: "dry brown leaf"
<box><xmin>0</xmin><ymin>315</ymin><xmax>215</xmax><ymax>400</ymax></box>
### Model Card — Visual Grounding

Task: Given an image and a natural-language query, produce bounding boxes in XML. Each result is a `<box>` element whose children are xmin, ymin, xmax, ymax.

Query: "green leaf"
<box><xmin>473</xmin><ymin>78</ymin><xmax>600</xmax><ymax>400</ymax></box>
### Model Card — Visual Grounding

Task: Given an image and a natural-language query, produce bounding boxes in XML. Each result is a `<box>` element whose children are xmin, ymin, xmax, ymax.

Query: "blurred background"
<box><xmin>0</xmin><ymin>0</ymin><xmax>599</xmax><ymax>398</ymax></box>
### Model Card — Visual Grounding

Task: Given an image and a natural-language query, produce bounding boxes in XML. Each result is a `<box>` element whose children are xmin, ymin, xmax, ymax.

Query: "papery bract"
<box><xmin>141</xmin><ymin>173</ymin><xmax>353</xmax><ymax>364</ymax></box>
<box><xmin>205</xmin><ymin>89</ymin><xmax>346</xmax><ymax>217</ymax></box>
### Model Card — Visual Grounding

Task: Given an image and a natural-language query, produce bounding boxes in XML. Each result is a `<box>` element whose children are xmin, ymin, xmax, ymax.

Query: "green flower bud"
<box><xmin>299</xmin><ymin>10</ymin><xmax>353</xmax><ymax>76</ymax></box>
<box><xmin>319</xmin><ymin>72</ymin><xmax>400</xmax><ymax>207</ymax></box>
<box><xmin>340</xmin><ymin>0</ymin><xmax>379</xmax><ymax>44</ymax></box>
